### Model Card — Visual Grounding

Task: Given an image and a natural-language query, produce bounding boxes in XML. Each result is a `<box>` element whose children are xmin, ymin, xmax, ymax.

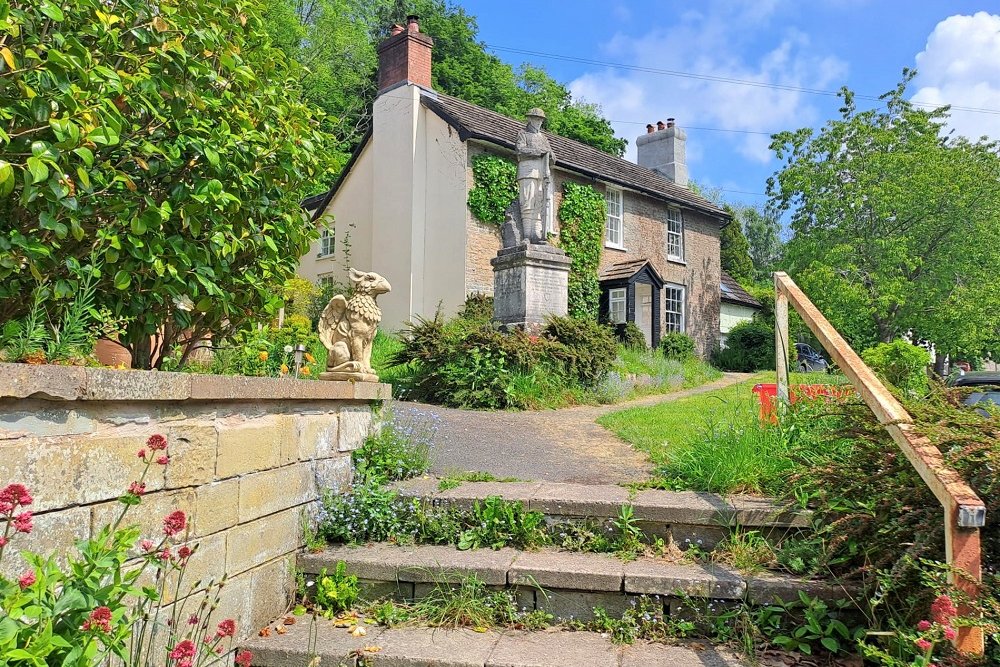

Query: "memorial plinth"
<box><xmin>491</xmin><ymin>243</ymin><xmax>571</xmax><ymax>332</ymax></box>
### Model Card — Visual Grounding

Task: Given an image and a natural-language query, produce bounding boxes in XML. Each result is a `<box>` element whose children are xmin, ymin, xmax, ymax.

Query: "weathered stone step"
<box><xmin>300</xmin><ymin>544</ymin><xmax>853</xmax><ymax>622</ymax></box>
<box><xmin>241</xmin><ymin>615</ymin><xmax>749</xmax><ymax>666</ymax></box>
<box><xmin>392</xmin><ymin>479</ymin><xmax>810</xmax><ymax>549</ymax></box>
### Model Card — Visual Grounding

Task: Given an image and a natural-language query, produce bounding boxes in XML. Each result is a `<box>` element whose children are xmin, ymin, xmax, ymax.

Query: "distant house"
<box><xmin>300</xmin><ymin>16</ymin><xmax>731</xmax><ymax>356</ymax></box>
<box><xmin>719</xmin><ymin>271</ymin><xmax>762</xmax><ymax>347</ymax></box>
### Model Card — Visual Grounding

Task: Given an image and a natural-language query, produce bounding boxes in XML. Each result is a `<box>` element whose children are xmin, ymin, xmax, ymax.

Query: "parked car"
<box><xmin>947</xmin><ymin>371</ymin><xmax>1000</xmax><ymax>416</ymax></box>
<box><xmin>795</xmin><ymin>343</ymin><xmax>829</xmax><ymax>373</ymax></box>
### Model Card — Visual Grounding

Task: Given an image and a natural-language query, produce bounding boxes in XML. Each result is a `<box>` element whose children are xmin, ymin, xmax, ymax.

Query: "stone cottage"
<box><xmin>300</xmin><ymin>16</ymin><xmax>730</xmax><ymax>355</ymax></box>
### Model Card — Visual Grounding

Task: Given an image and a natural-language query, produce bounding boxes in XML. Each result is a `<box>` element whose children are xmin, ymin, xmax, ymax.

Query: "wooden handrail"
<box><xmin>773</xmin><ymin>272</ymin><xmax>985</xmax><ymax>656</ymax></box>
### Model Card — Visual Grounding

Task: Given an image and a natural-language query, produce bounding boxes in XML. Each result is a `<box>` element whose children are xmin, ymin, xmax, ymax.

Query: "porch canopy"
<box><xmin>599</xmin><ymin>259</ymin><xmax>664</xmax><ymax>347</ymax></box>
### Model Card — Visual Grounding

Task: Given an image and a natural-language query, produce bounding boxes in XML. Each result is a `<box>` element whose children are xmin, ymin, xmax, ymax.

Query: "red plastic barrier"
<box><xmin>752</xmin><ymin>383</ymin><xmax>855</xmax><ymax>423</ymax></box>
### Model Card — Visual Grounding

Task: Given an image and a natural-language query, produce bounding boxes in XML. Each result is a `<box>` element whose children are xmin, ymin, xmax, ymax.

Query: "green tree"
<box><xmin>719</xmin><ymin>206</ymin><xmax>754</xmax><ymax>285</ymax></box>
<box><xmin>0</xmin><ymin>0</ymin><xmax>336</xmax><ymax>368</ymax></box>
<box><xmin>734</xmin><ymin>203</ymin><xmax>783</xmax><ymax>282</ymax></box>
<box><xmin>769</xmin><ymin>71</ymin><xmax>1000</xmax><ymax>358</ymax></box>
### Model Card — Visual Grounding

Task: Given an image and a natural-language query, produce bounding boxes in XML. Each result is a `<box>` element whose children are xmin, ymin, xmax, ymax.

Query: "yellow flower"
<box><xmin>258</xmin><ymin>351</ymin><xmax>268</xmax><ymax>362</ymax></box>
<box><xmin>301</xmin><ymin>367</ymin><xmax>311</xmax><ymax>376</ymax></box>
<box><xmin>279</xmin><ymin>364</ymin><xmax>289</xmax><ymax>375</ymax></box>
<box><xmin>304</xmin><ymin>352</ymin><xmax>315</xmax><ymax>363</ymax></box>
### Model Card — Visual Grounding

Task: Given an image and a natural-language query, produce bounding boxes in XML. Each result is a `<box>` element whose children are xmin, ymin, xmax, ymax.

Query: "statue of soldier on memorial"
<box><xmin>502</xmin><ymin>108</ymin><xmax>555</xmax><ymax>247</ymax></box>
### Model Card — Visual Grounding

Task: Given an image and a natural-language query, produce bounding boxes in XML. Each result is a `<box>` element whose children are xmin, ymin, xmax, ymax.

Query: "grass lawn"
<box><xmin>598</xmin><ymin>371</ymin><xmax>846</xmax><ymax>494</ymax></box>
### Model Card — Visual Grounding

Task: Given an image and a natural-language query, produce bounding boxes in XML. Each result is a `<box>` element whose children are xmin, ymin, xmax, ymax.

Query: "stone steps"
<box><xmin>300</xmin><ymin>544</ymin><xmax>854</xmax><ymax>622</ymax></box>
<box><xmin>240</xmin><ymin>615</ymin><xmax>749</xmax><ymax>666</ymax></box>
<box><xmin>392</xmin><ymin>479</ymin><xmax>810</xmax><ymax>550</ymax></box>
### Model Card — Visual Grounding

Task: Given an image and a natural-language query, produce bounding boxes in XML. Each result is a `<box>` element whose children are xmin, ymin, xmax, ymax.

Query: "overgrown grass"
<box><xmin>599</xmin><ymin>372</ymin><xmax>847</xmax><ymax>494</ymax></box>
<box><xmin>595</xmin><ymin>347</ymin><xmax>722</xmax><ymax>402</ymax></box>
<box><xmin>370</xmin><ymin>330</ymin><xmax>409</xmax><ymax>389</ymax></box>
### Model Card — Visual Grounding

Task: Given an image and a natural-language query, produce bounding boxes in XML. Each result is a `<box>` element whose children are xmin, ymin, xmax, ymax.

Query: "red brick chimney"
<box><xmin>377</xmin><ymin>15</ymin><xmax>434</xmax><ymax>92</ymax></box>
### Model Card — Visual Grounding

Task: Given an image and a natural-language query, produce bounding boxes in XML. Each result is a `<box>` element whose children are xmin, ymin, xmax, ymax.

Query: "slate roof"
<box><xmin>599</xmin><ymin>259</ymin><xmax>653</xmax><ymax>282</ymax></box>
<box><xmin>720</xmin><ymin>271</ymin><xmax>762</xmax><ymax>308</ymax></box>
<box><xmin>422</xmin><ymin>92</ymin><xmax>728</xmax><ymax>221</ymax></box>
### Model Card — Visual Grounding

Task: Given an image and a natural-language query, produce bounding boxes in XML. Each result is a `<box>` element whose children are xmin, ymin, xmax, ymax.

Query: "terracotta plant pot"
<box><xmin>94</xmin><ymin>338</ymin><xmax>133</xmax><ymax>368</ymax></box>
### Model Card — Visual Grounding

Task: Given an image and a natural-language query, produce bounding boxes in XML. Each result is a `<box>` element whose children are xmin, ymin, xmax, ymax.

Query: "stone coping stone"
<box><xmin>300</xmin><ymin>544</ymin><xmax>418</xmax><ymax>581</ymax></box>
<box><xmin>0</xmin><ymin>362</ymin><xmax>390</xmax><ymax>402</ymax></box>
<box><xmin>389</xmin><ymin>480</ymin><xmax>810</xmax><ymax>529</ymax></box>
<box><xmin>304</xmin><ymin>544</ymin><xmax>517</xmax><ymax>585</ymax></box>
<box><xmin>624</xmin><ymin>560</ymin><xmax>746</xmax><ymax>599</ymax></box>
<box><xmin>486</xmin><ymin>630</ymin><xmax>619</xmax><ymax>667</ymax></box>
<box><xmin>508</xmin><ymin>551</ymin><xmax>624</xmax><ymax>592</ymax></box>
<box><xmin>239</xmin><ymin>618</ymin><xmax>751</xmax><ymax>666</ymax></box>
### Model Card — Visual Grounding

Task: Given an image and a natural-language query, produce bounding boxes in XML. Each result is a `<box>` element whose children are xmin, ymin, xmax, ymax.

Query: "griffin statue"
<box><xmin>317</xmin><ymin>268</ymin><xmax>392</xmax><ymax>382</ymax></box>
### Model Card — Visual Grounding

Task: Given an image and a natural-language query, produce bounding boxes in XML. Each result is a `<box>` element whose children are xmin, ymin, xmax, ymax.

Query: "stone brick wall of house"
<box><xmin>598</xmin><ymin>187</ymin><xmax>722</xmax><ymax>357</ymax></box>
<box><xmin>465</xmin><ymin>143</ymin><xmax>504</xmax><ymax>297</ymax></box>
<box><xmin>0</xmin><ymin>364</ymin><xmax>388</xmax><ymax>640</ymax></box>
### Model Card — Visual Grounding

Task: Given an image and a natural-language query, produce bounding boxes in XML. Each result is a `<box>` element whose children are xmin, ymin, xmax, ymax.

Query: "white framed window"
<box><xmin>665</xmin><ymin>284</ymin><xmax>686</xmax><ymax>333</ymax></box>
<box><xmin>609</xmin><ymin>288</ymin><xmax>627</xmax><ymax>324</ymax></box>
<box><xmin>605</xmin><ymin>186</ymin><xmax>624</xmax><ymax>248</ymax></box>
<box><xmin>318</xmin><ymin>227</ymin><xmax>334</xmax><ymax>257</ymax></box>
<box><xmin>666</xmin><ymin>208</ymin><xmax>684</xmax><ymax>261</ymax></box>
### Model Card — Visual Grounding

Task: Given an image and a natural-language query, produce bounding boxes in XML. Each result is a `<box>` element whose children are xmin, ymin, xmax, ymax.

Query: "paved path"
<box><xmin>393</xmin><ymin>373</ymin><xmax>753</xmax><ymax>485</ymax></box>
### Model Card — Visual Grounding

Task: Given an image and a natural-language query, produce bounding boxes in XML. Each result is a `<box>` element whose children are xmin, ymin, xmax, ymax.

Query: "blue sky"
<box><xmin>461</xmin><ymin>0</ymin><xmax>1000</xmax><ymax>209</ymax></box>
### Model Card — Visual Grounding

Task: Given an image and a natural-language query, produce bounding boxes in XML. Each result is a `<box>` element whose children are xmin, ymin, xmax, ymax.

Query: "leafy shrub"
<box><xmin>614</xmin><ymin>322</ymin><xmax>647</xmax><ymax>350</ymax></box>
<box><xmin>210</xmin><ymin>319</ymin><xmax>324</xmax><ymax>378</ymax></box>
<box><xmin>659</xmin><ymin>331</ymin><xmax>696</xmax><ymax>360</ymax></box>
<box><xmin>558</xmin><ymin>182</ymin><xmax>605</xmax><ymax>320</ymax></box>
<box><xmin>861</xmin><ymin>340</ymin><xmax>931</xmax><ymax>396</ymax></box>
<box><xmin>459</xmin><ymin>293</ymin><xmax>494</xmax><ymax>323</ymax></box>
<box><xmin>712</xmin><ymin>319</ymin><xmax>775</xmax><ymax>371</ymax></box>
<box><xmin>467</xmin><ymin>154</ymin><xmax>518</xmax><ymax>225</ymax></box>
<box><xmin>319</xmin><ymin>477</ymin><xmax>420</xmax><ymax>544</ymax></box>
<box><xmin>457</xmin><ymin>496</ymin><xmax>548</xmax><ymax>551</ymax></box>
<box><xmin>541</xmin><ymin>316</ymin><xmax>617</xmax><ymax>387</ymax></box>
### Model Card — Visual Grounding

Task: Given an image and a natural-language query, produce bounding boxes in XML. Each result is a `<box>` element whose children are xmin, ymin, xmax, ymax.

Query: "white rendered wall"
<box><xmin>720</xmin><ymin>302</ymin><xmax>758</xmax><ymax>334</ymax></box>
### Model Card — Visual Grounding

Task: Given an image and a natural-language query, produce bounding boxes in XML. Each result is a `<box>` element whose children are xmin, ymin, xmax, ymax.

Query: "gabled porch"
<box><xmin>599</xmin><ymin>259</ymin><xmax>665</xmax><ymax>348</ymax></box>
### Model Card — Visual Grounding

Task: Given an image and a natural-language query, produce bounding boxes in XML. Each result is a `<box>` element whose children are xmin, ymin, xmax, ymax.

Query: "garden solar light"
<box><xmin>294</xmin><ymin>344</ymin><xmax>306</xmax><ymax>378</ymax></box>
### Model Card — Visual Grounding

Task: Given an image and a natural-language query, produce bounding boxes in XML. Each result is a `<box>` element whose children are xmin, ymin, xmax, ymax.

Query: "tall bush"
<box><xmin>713</xmin><ymin>319</ymin><xmax>775</xmax><ymax>371</ymax></box>
<box><xmin>0</xmin><ymin>0</ymin><xmax>336</xmax><ymax>368</ymax></box>
<box><xmin>861</xmin><ymin>340</ymin><xmax>931</xmax><ymax>396</ymax></box>
<box><xmin>659</xmin><ymin>332</ymin><xmax>695</xmax><ymax>360</ymax></box>
<box><xmin>558</xmin><ymin>183</ymin><xmax>605</xmax><ymax>320</ymax></box>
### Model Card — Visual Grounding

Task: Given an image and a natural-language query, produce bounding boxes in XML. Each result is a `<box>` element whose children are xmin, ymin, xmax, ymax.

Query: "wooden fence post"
<box><xmin>774</xmin><ymin>272</ymin><xmax>790</xmax><ymax>404</ymax></box>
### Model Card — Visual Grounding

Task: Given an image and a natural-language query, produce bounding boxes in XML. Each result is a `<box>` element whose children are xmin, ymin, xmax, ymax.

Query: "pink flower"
<box><xmin>163</xmin><ymin>510</ymin><xmax>187</xmax><ymax>537</ymax></box>
<box><xmin>943</xmin><ymin>626</ymin><xmax>957</xmax><ymax>641</ymax></box>
<box><xmin>930</xmin><ymin>595</ymin><xmax>957</xmax><ymax>625</ymax></box>
<box><xmin>157</xmin><ymin>455</ymin><xmax>170</xmax><ymax>466</ymax></box>
<box><xmin>137</xmin><ymin>448</ymin><xmax>147</xmax><ymax>460</ymax></box>
<box><xmin>147</xmin><ymin>434</ymin><xmax>168</xmax><ymax>451</ymax></box>
<box><xmin>178</xmin><ymin>545</ymin><xmax>192</xmax><ymax>560</ymax></box>
<box><xmin>216</xmin><ymin>618</ymin><xmax>236</xmax><ymax>638</ymax></box>
<box><xmin>13</xmin><ymin>512</ymin><xmax>32</xmax><ymax>534</ymax></box>
<box><xmin>169</xmin><ymin>639</ymin><xmax>196</xmax><ymax>659</ymax></box>
<box><xmin>188</xmin><ymin>614</ymin><xmax>199</xmax><ymax>626</ymax></box>
<box><xmin>914</xmin><ymin>638</ymin><xmax>933</xmax><ymax>652</ymax></box>
<box><xmin>140</xmin><ymin>539</ymin><xmax>155</xmax><ymax>552</ymax></box>
<box><xmin>916</xmin><ymin>620</ymin><xmax>932</xmax><ymax>631</ymax></box>
<box><xmin>128</xmin><ymin>481</ymin><xmax>146</xmax><ymax>496</ymax></box>
<box><xmin>0</xmin><ymin>500</ymin><xmax>12</xmax><ymax>514</ymax></box>
<box><xmin>178</xmin><ymin>660</ymin><xmax>193</xmax><ymax>667</ymax></box>
<box><xmin>235</xmin><ymin>650</ymin><xmax>253</xmax><ymax>667</ymax></box>
<box><xmin>82</xmin><ymin>606</ymin><xmax>113</xmax><ymax>633</ymax></box>
<box><xmin>0</xmin><ymin>483</ymin><xmax>32</xmax><ymax>508</ymax></box>
<box><xmin>18</xmin><ymin>570</ymin><xmax>35</xmax><ymax>589</ymax></box>
<box><xmin>0</xmin><ymin>536</ymin><xmax>8</xmax><ymax>548</ymax></box>
<box><xmin>159</xmin><ymin>547</ymin><xmax>173</xmax><ymax>562</ymax></box>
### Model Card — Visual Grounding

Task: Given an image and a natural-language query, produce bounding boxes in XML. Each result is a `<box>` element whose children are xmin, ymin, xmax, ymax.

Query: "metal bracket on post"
<box><xmin>774</xmin><ymin>272</ymin><xmax>790</xmax><ymax>406</ymax></box>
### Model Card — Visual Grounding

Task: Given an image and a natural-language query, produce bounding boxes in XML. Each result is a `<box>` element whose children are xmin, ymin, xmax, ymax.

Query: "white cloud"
<box><xmin>569</xmin><ymin>0</ymin><xmax>848</xmax><ymax>166</ymax></box>
<box><xmin>911</xmin><ymin>12</ymin><xmax>1000</xmax><ymax>142</ymax></box>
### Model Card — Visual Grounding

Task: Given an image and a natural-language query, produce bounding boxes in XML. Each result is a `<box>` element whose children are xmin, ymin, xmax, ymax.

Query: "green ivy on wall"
<box><xmin>467</xmin><ymin>154</ymin><xmax>518</xmax><ymax>225</ymax></box>
<box><xmin>558</xmin><ymin>182</ymin><xmax>606</xmax><ymax>320</ymax></box>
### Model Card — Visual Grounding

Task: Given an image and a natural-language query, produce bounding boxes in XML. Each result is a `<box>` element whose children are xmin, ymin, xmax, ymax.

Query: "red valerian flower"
<box><xmin>128</xmin><ymin>482</ymin><xmax>146</xmax><ymax>496</ymax></box>
<box><xmin>188</xmin><ymin>614</ymin><xmax>199</xmax><ymax>626</ymax></box>
<box><xmin>157</xmin><ymin>455</ymin><xmax>170</xmax><ymax>466</ymax></box>
<box><xmin>930</xmin><ymin>595</ymin><xmax>957</xmax><ymax>625</ymax></box>
<box><xmin>0</xmin><ymin>483</ymin><xmax>32</xmax><ymax>509</ymax></box>
<box><xmin>137</xmin><ymin>448</ymin><xmax>148</xmax><ymax>460</ymax></box>
<box><xmin>177</xmin><ymin>545</ymin><xmax>192</xmax><ymax>561</ymax></box>
<box><xmin>13</xmin><ymin>512</ymin><xmax>33</xmax><ymax>534</ymax></box>
<box><xmin>163</xmin><ymin>510</ymin><xmax>187</xmax><ymax>536</ymax></box>
<box><xmin>140</xmin><ymin>539</ymin><xmax>155</xmax><ymax>552</ymax></box>
<box><xmin>159</xmin><ymin>548</ymin><xmax>173</xmax><ymax>562</ymax></box>
<box><xmin>916</xmin><ymin>620</ymin><xmax>932</xmax><ymax>631</ymax></box>
<box><xmin>82</xmin><ymin>606</ymin><xmax>113</xmax><ymax>633</ymax></box>
<box><xmin>0</xmin><ymin>536</ymin><xmax>8</xmax><ymax>548</ymax></box>
<box><xmin>18</xmin><ymin>570</ymin><xmax>35</xmax><ymax>589</ymax></box>
<box><xmin>216</xmin><ymin>618</ymin><xmax>236</xmax><ymax>638</ymax></box>
<box><xmin>235</xmin><ymin>650</ymin><xmax>253</xmax><ymax>667</ymax></box>
<box><xmin>914</xmin><ymin>638</ymin><xmax>933</xmax><ymax>652</ymax></box>
<box><xmin>943</xmin><ymin>626</ymin><xmax>957</xmax><ymax>641</ymax></box>
<box><xmin>147</xmin><ymin>434</ymin><xmax>168</xmax><ymax>451</ymax></box>
<box><xmin>169</xmin><ymin>639</ymin><xmax>196</xmax><ymax>659</ymax></box>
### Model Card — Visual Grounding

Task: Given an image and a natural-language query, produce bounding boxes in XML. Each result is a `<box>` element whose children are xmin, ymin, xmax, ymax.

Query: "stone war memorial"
<box><xmin>491</xmin><ymin>108</ymin><xmax>572</xmax><ymax>332</ymax></box>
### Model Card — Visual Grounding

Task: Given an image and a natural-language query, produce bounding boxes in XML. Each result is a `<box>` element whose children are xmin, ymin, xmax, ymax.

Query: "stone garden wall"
<box><xmin>0</xmin><ymin>364</ymin><xmax>389</xmax><ymax>638</ymax></box>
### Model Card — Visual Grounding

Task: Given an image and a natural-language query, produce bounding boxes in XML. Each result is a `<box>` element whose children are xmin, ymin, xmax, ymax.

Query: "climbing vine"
<box><xmin>467</xmin><ymin>154</ymin><xmax>518</xmax><ymax>226</ymax></box>
<box><xmin>558</xmin><ymin>182</ymin><xmax>605</xmax><ymax>320</ymax></box>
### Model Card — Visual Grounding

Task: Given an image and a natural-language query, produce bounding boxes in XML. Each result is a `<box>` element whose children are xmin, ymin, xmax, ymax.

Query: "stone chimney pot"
<box><xmin>636</xmin><ymin>119</ymin><xmax>688</xmax><ymax>187</ymax></box>
<box><xmin>377</xmin><ymin>15</ymin><xmax>434</xmax><ymax>92</ymax></box>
